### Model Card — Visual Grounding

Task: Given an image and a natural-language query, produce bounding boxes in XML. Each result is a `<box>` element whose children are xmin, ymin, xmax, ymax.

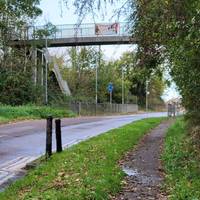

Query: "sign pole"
<box><xmin>107</xmin><ymin>82</ymin><xmax>113</xmax><ymax>105</ymax></box>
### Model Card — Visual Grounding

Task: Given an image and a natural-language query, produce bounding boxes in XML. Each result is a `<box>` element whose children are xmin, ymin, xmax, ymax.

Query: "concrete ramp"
<box><xmin>52</xmin><ymin>62</ymin><xmax>71</xmax><ymax>95</ymax></box>
<box><xmin>44</xmin><ymin>50</ymin><xmax>71</xmax><ymax>96</ymax></box>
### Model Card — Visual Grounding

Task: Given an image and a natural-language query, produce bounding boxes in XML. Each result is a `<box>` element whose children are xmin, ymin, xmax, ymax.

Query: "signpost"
<box><xmin>107</xmin><ymin>83</ymin><xmax>114</xmax><ymax>104</ymax></box>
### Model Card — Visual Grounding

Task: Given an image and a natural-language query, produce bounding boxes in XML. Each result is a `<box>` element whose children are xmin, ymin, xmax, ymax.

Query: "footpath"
<box><xmin>113</xmin><ymin>120</ymin><xmax>174</xmax><ymax>200</ymax></box>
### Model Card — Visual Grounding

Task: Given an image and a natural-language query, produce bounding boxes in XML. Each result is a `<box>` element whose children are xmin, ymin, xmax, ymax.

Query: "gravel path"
<box><xmin>113</xmin><ymin>120</ymin><xmax>174</xmax><ymax>200</ymax></box>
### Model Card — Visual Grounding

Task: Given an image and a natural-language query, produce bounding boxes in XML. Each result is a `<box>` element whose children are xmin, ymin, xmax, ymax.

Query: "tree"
<box><xmin>113</xmin><ymin>51</ymin><xmax>165</xmax><ymax>107</ymax></box>
<box><xmin>61</xmin><ymin>47</ymin><xmax>101</xmax><ymax>102</ymax></box>
<box><xmin>58</xmin><ymin>47</ymin><xmax>165</xmax><ymax>106</ymax></box>
<box><xmin>0</xmin><ymin>0</ymin><xmax>43</xmax><ymax>105</ymax></box>
<box><xmin>127</xmin><ymin>0</ymin><xmax>200</xmax><ymax>138</ymax></box>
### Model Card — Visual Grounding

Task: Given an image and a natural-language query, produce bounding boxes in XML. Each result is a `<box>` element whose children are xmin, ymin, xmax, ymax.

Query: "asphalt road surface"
<box><xmin>0</xmin><ymin>112</ymin><xmax>167</xmax><ymax>190</ymax></box>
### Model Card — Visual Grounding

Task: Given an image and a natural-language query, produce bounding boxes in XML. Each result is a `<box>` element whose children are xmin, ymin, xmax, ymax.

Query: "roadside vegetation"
<box><xmin>0</xmin><ymin>118</ymin><xmax>164</xmax><ymax>200</ymax></box>
<box><xmin>0</xmin><ymin>2</ymin><xmax>166</xmax><ymax>109</ymax></box>
<box><xmin>58</xmin><ymin>48</ymin><xmax>166</xmax><ymax>108</ymax></box>
<box><xmin>162</xmin><ymin>119</ymin><xmax>200</xmax><ymax>199</ymax></box>
<box><xmin>0</xmin><ymin>105</ymin><xmax>75</xmax><ymax>124</ymax></box>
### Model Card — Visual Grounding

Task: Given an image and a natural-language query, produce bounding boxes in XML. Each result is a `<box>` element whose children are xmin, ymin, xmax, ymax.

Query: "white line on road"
<box><xmin>0</xmin><ymin>157</ymin><xmax>36</xmax><ymax>171</ymax></box>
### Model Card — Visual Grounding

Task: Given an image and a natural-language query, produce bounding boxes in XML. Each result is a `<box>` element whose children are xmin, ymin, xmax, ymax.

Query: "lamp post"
<box><xmin>45</xmin><ymin>36</ymin><xmax>48</xmax><ymax>105</ymax></box>
<box><xmin>96</xmin><ymin>45</ymin><xmax>101</xmax><ymax>104</ymax></box>
<box><xmin>121</xmin><ymin>65</ymin><xmax>124</xmax><ymax>105</ymax></box>
<box><xmin>95</xmin><ymin>59</ymin><xmax>98</xmax><ymax>105</ymax></box>
<box><xmin>146</xmin><ymin>80</ymin><xmax>150</xmax><ymax>113</ymax></box>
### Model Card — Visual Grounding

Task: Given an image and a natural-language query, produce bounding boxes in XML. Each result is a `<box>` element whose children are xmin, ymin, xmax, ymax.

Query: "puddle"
<box><xmin>122</xmin><ymin>166</ymin><xmax>161</xmax><ymax>185</ymax></box>
<box><xmin>122</xmin><ymin>167</ymin><xmax>138</xmax><ymax>176</ymax></box>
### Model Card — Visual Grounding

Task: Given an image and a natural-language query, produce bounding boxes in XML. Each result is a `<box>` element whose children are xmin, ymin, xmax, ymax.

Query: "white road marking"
<box><xmin>0</xmin><ymin>156</ymin><xmax>37</xmax><ymax>186</ymax></box>
<box><xmin>0</xmin><ymin>171</ymin><xmax>16</xmax><ymax>186</ymax></box>
<box><xmin>0</xmin><ymin>156</ymin><xmax>36</xmax><ymax>171</ymax></box>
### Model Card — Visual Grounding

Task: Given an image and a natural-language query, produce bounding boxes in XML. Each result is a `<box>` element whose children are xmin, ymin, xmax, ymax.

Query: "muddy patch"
<box><xmin>113</xmin><ymin>120</ymin><xmax>174</xmax><ymax>200</ymax></box>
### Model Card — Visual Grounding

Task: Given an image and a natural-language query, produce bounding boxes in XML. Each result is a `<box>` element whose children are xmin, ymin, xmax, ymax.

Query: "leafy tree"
<box><xmin>113</xmin><ymin>51</ymin><xmax>165</xmax><ymax>107</ymax></box>
<box><xmin>127</xmin><ymin>0</ymin><xmax>200</xmax><ymax>138</ymax></box>
<box><xmin>57</xmin><ymin>47</ymin><xmax>165</xmax><ymax>106</ymax></box>
<box><xmin>65</xmin><ymin>47</ymin><xmax>99</xmax><ymax>101</ymax></box>
<box><xmin>0</xmin><ymin>0</ymin><xmax>42</xmax><ymax>105</ymax></box>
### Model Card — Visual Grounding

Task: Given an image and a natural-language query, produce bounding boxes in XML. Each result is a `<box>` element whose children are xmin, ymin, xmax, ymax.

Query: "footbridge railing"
<box><xmin>11</xmin><ymin>22</ymin><xmax>131</xmax><ymax>41</ymax></box>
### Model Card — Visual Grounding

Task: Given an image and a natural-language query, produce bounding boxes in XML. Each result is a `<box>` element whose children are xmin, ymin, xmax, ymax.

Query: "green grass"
<box><xmin>0</xmin><ymin>118</ymin><xmax>164</xmax><ymax>200</ymax></box>
<box><xmin>162</xmin><ymin>119</ymin><xmax>200</xmax><ymax>200</ymax></box>
<box><xmin>0</xmin><ymin>105</ymin><xmax>75</xmax><ymax>124</ymax></box>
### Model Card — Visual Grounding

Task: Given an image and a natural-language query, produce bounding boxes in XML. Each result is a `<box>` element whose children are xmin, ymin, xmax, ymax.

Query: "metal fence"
<box><xmin>67</xmin><ymin>102</ymin><xmax>138</xmax><ymax>116</ymax></box>
<box><xmin>167</xmin><ymin>103</ymin><xmax>182</xmax><ymax>117</ymax></box>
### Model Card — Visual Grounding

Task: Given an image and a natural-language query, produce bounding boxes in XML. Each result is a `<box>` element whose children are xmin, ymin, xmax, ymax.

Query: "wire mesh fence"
<box><xmin>63</xmin><ymin>102</ymin><xmax>138</xmax><ymax>116</ymax></box>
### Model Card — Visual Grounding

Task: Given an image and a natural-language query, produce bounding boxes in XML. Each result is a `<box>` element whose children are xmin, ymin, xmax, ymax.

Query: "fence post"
<box><xmin>95</xmin><ymin>103</ymin><xmax>97</xmax><ymax>116</ymax></box>
<box><xmin>168</xmin><ymin>104</ymin><xmax>172</xmax><ymax>117</ymax></box>
<box><xmin>55</xmin><ymin>119</ymin><xmax>62</xmax><ymax>153</ymax></box>
<box><xmin>78</xmin><ymin>102</ymin><xmax>81</xmax><ymax>116</ymax></box>
<box><xmin>173</xmin><ymin>103</ymin><xmax>176</xmax><ymax>117</ymax></box>
<box><xmin>46</xmin><ymin>116</ymin><xmax>53</xmax><ymax>159</ymax></box>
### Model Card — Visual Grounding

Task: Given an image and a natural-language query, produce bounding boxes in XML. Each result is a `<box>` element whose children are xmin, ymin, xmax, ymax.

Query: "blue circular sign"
<box><xmin>107</xmin><ymin>83</ymin><xmax>113</xmax><ymax>93</ymax></box>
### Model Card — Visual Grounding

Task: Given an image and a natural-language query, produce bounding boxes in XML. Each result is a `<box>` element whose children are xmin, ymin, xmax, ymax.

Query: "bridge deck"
<box><xmin>10</xmin><ymin>22</ymin><xmax>134</xmax><ymax>47</ymax></box>
<box><xmin>11</xmin><ymin>36</ymin><xmax>133</xmax><ymax>47</ymax></box>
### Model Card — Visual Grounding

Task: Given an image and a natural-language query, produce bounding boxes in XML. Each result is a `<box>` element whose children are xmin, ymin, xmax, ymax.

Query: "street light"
<box><xmin>45</xmin><ymin>36</ymin><xmax>48</xmax><ymax>105</ymax></box>
<box><xmin>121</xmin><ymin>65</ymin><xmax>124</xmax><ymax>105</ymax></box>
<box><xmin>146</xmin><ymin>80</ymin><xmax>150</xmax><ymax>113</ymax></box>
<box><xmin>96</xmin><ymin>45</ymin><xmax>101</xmax><ymax>104</ymax></box>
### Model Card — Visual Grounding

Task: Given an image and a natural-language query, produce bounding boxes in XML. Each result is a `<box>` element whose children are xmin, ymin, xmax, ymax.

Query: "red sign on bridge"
<box><xmin>95</xmin><ymin>23</ymin><xmax>119</xmax><ymax>35</ymax></box>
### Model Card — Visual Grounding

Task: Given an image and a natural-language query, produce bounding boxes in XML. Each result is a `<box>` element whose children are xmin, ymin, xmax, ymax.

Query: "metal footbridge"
<box><xmin>11</xmin><ymin>22</ymin><xmax>133</xmax><ymax>47</ymax></box>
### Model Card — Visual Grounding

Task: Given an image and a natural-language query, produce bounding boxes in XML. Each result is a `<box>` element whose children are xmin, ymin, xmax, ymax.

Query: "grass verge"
<box><xmin>162</xmin><ymin>118</ymin><xmax>200</xmax><ymax>199</ymax></box>
<box><xmin>0</xmin><ymin>105</ymin><xmax>75</xmax><ymax>124</ymax></box>
<box><xmin>0</xmin><ymin>117</ymin><xmax>164</xmax><ymax>200</ymax></box>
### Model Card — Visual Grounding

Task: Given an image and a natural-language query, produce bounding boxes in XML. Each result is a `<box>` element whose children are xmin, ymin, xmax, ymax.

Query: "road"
<box><xmin>0</xmin><ymin>112</ymin><xmax>166</xmax><ymax>190</ymax></box>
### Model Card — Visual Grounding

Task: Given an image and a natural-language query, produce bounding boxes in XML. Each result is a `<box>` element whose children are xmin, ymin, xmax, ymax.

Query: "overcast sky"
<box><xmin>38</xmin><ymin>0</ymin><xmax>180</xmax><ymax>101</ymax></box>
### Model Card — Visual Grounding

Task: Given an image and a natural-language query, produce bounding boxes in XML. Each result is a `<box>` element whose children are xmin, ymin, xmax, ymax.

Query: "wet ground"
<box><xmin>113</xmin><ymin>120</ymin><xmax>174</xmax><ymax>200</ymax></box>
<box><xmin>0</xmin><ymin>112</ymin><xmax>167</xmax><ymax>191</ymax></box>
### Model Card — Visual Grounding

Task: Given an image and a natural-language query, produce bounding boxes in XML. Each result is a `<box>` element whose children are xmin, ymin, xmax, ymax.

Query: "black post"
<box><xmin>46</xmin><ymin>116</ymin><xmax>53</xmax><ymax>159</ymax></box>
<box><xmin>55</xmin><ymin>119</ymin><xmax>62</xmax><ymax>152</ymax></box>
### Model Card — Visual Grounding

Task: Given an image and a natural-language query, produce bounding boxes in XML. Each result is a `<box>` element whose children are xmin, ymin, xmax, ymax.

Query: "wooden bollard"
<box><xmin>46</xmin><ymin>116</ymin><xmax>53</xmax><ymax>159</ymax></box>
<box><xmin>55</xmin><ymin>119</ymin><xmax>62</xmax><ymax>153</ymax></box>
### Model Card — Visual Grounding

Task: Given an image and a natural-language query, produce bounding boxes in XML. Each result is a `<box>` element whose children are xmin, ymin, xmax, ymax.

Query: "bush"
<box><xmin>162</xmin><ymin>119</ymin><xmax>200</xmax><ymax>199</ymax></box>
<box><xmin>0</xmin><ymin>105</ymin><xmax>75</xmax><ymax>123</ymax></box>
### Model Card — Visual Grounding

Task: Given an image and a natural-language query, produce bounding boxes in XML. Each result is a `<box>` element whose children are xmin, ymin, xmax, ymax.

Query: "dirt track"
<box><xmin>113</xmin><ymin>120</ymin><xmax>174</xmax><ymax>200</ymax></box>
